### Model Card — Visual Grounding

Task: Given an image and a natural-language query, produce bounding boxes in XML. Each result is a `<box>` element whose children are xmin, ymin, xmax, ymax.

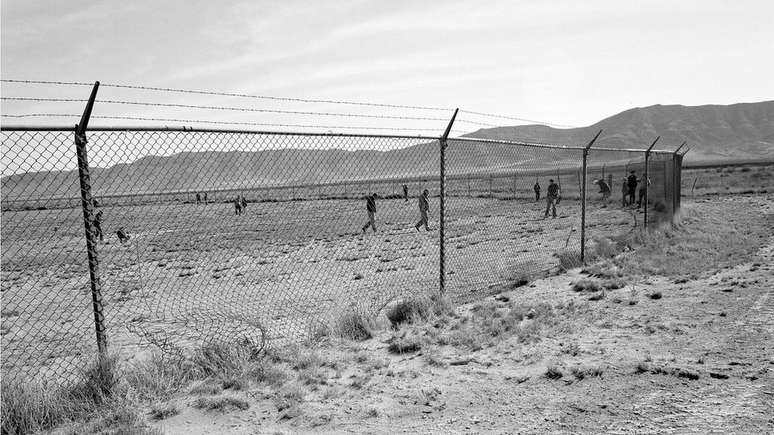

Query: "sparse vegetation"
<box><xmin>148</xmin><ymin>402</ymin><xmax>179</xmax><ymax>421</ymax></box>
<box><xmin>557</xmin><ymin>250</ymin><xmax>583</xmax><ymax>271</ymax></box>
<box><xmin>571</xmin><ymin>278</ymin><xmax>602</xmax><ymax>293</ymax></box>
<box><xmin>544</xmin><ymin>365</ymin><xmax>563</xmax><ymax>380</ymax></box>
<box><xmin>191</xmin><ymin>395</ymin><xmax>250</xmax><ymax>412</ymax></box>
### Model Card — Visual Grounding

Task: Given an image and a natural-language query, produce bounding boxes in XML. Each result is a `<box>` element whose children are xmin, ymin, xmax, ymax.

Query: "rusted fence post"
<box><xmin>580</xmin><ymin>129</ymin><xmax>602</xmax><ymax>264</ymax></box>
<box><xmin>643</xmin><ymin>136</ymin><xmax>660</xmax><ymax>229</ymax></box>
<box><xmin>439</xmin><ymin>109</ymin><xmax>458</xmax><ymax>295</ymax></box>
<box><xmin>74</xmin><ymin>81</ymin><xmax>107</xmax><ymax>355</ymax></box>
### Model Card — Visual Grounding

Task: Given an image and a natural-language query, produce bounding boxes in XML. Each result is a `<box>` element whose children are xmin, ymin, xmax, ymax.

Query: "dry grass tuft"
<box><xmin>544</xmin><ymin>365</ymin><xmax>563</xmax><ymax>380</ymax></box>
<box><xmin>148</xmin><ymin>403</ymin><xmax>179</xmax><ymax>421</ymax></box>
<box><xmin>557</xmin><ymin>250</ymin><xmax>583</xmax><ymax>271</ymax></box>
<box><xmin>387</xmin><ymin>332</ymin><xmax>423</xmax><ymax>354</ymax></box>
<box><xmin>571</xmin><ymin>279</ymin><xmax>602</xmax><ymax>293</ymax></box>
<box><xmin>333</xmin><ymin>308</ymin><xmax>374</xmax><ymax>341</ymax></box>
<box><xmin>191</xmin><ymin>395</ymin><xmax>250</xmax><ymax>412</ymax></box>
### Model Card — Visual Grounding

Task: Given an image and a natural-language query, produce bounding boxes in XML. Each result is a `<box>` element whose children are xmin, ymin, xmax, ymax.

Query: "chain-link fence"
<box><xmin>1</xmin><ymin>125</ymin><xmax>683</xmax><ymax>385</ymax></box>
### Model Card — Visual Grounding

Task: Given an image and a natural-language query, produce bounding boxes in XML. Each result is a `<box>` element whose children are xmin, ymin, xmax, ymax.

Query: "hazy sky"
<box><xmin>2</xmin><ymin>0</ymin><xmax>773</xmax><ymax>134</ymax></box>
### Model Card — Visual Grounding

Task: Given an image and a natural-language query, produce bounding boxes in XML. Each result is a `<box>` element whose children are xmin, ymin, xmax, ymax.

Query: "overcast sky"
<box><xmin>2</xmin><ymin>0</ymin><xmax>773</xmax><ymax>134</ymax></box>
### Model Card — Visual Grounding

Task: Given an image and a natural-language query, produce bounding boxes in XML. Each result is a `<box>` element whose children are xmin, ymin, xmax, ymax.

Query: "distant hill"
<box><xmin>2</xmin><ymin>101</ymin><xmax>773</xmax><ymax>201</ymax></box>
<box><xmin>465</xmin><ymin>101</ymin><xmax>774</xmax><ymax>161</ymax></box>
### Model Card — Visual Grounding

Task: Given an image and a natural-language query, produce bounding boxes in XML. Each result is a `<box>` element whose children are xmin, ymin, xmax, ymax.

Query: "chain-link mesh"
<box><xmin>444</xmin><ymin>138</ymin><xmax>585</xmax><ymax>302</ymax></box>
<box><xmin>1</xmin><ymin>130</ymin><xmax>97</xmax><ymax>384</ymax></box>
<box><xmin>1</xmin><ymin>127</ymin><xmax>683</xmax><ymax>385</ymax></box>
<box><xmin>1</xmin><ymin>128</ymin><xmax>444</xmax><ymax>383</ymax></box>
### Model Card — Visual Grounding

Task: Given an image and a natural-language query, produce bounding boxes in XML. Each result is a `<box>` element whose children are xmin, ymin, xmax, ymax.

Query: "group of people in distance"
<box><xmin>361</xmin><ymin>187</ymin><xmax>431</xmax><ymax>234</ymax></box>
<box><xmin>532</xmin><ymin>169</ymin><xmax>650</xmax><ymax>220</ymax></box>
<box><xmin>194</xmin><ymin>192</ymin><xmax>208</xmax><ymax>203</ymax></box>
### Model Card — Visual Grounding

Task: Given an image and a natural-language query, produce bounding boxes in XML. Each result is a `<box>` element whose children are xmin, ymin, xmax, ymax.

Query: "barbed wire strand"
<box><xmin>2</xmin><ymin>98</ymin><xmax>497</xmax><ymax>127</ymax></box>
<box><xmin>0</xmin><ymin>79</ymin><xmax>451</xmax><ymax>112</ymax></box>
<box><xmin>0</xmin><ymin>113</ymin><xmax>475</xmax><ymax>133</ymax></box>
<box><xmin>458</xmin><ymin>109</ymin><xmax>578</xmax><ymax>129</ymax></box>
<box><xmin>2</xmin><ymin>79</ymin><xmax>578</xmax><ymax>128</ymax></box>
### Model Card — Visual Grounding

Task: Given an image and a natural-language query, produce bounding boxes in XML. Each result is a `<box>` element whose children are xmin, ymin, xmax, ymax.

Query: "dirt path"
<box><xmin>150</xmin><ymin>196</ymin><xmax>773</xmax><ymax>434</ymax></box>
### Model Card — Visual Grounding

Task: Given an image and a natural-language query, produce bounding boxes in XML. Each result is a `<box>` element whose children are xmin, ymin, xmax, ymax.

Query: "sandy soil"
<box><xmin>140</xmin><ymin>194</ymin><xmax>774</xmax><ymax>434</ymax></box>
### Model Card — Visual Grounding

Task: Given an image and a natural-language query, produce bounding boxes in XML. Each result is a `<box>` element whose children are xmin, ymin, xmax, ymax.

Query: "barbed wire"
<box><xmin>0</xmin><ymin>113</ymin><xmax>473</xmax><ymax>133</ymax></box>
<box><xmin>1</xmin><ymin>79</ymin><xmax>451</xmax><ymax>112</ymax></box>
<box><xmin>2</xmin><ymin>79</ymin><xmax>579</xmax><ymax>128</ymax></box>
<box><xmin>458</xmin><ymin>109</ymin><xmax>578</xmax><ymax>129</ymax></box>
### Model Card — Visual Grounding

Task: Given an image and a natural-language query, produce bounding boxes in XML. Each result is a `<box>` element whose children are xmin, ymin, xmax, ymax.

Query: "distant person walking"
<box><xmin>637</xmin><ymin>177</ymin><xmax>651</xmax><ymax>209</ymax></box>
<box><xmin>627</xmin><ymin>171</ymin><xmax>639</xmax><ymax>206</ymax></box>
<box><xmin>594</xmin><ymin>179</ymin><xmax>611</xmax><ymax>200</ymax></box>
<box><xmin>240</xmin><ymin>195</ymin><xmax>248</xmax><ymax>212</ymax></box>
<box><xmin>195</xmin><ymin>192</ymin><xmax>201</xmax><ymax>204</ymax></box>
<box><xmin>234</xmin><ymin>196</ymin><xmax>243</xmax><ymax>215</ymax></box>
<box><xmin>403</xmin><ymin>184</ymin><xmax>409</xmax><ymax>202</ymax></box>
<box><xmin>415</xmin><ymin>189</ymin><xmax>431</xmax><ymax>231</ymax></box>
<box><xmin>534</xmin><ymin>181</ymin><xmax>541</xmax><ymax>202</ymax></box>
<box><xmin>203</xmin><ymin>192</ymin><xmax>208</xmax><ymax>203</ymax></box>
<box><xmin>621</xmin><ymin>177</ymin><xmax>629</xmax><ymax>207</ymax></box>
<box><xmin>92</xmin><ymin>199</ymin><xmax>104</xmax><ymax>241</ymax></box>
<box><xmin>362</xmin><ymin>193</ymin><xmax>377</xmax><ymax>233</ymax></box>
<box><xmin>544</xmin><ymin>179</ymin><xmax>560</xmax><ymax>219</ymax></box>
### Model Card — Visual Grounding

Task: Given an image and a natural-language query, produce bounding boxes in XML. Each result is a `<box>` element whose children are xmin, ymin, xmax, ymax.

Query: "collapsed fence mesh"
<box><xmin>0</xmin><ymin>127</ymin><xmax>682</xmax><ymax>385</ymax></box>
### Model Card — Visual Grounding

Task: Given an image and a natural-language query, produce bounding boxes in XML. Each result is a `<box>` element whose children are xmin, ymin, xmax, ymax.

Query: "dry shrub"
<box><xmin>334</xmin><ymin>308</ymin><xmax>374</xmax><ymax>341</ymax></box>
<box><xmin>191</xmin><ymin>395</ymin><xmax>249</xmax><ymax>412</ymax></box>
<box><xmin>571</xmin><ymin>278</ymin><xmax>602</xmax><ymax>293</ymax></box>
<box><xmin>544</xmin><ymin>365</ymin><xmax>563</xmax><ymax>380</ymax></box>
<box><xmin>557</xmin><ymin>250</ymin><xmax>583</xmax><ymax>271</ymax></box>
<box><xmin>148</xmin><ymin>403</ymin><xmax>179</xmax><ymax>421</ymax></box>
<box><xmin>387</xmin><ymin>332</ymin><xmax>423</xmax><ymax>354</ymax></box>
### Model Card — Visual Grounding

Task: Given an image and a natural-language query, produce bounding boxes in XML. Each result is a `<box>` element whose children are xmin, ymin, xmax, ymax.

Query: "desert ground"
<box><xmin>17</xmin><ymin>192</ymin><xmax>767</xmax><ymax>435</ymax></box>
<box><xmin>2</xmin><ymin>189</ymin><xmax>646</xmax><ymax>383</ymax></box>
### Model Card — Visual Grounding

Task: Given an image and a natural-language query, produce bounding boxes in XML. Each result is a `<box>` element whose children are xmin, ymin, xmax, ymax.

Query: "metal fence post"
<box><xmin>580</xmin><ymin>130</ymin><xmax>602</xmax><ymax>264</ymax></box>
<box><xmin>74</xmin><ymin>81</ymin><xmax>107</xmax><ymax>355</ymax></box>
<box><xmin>439</xmin><ymin>109</ymin><xmax>458</xmax><ymax>295</ymax></box>
<box><xmin>643</xmin><ymin>136</ymin><xmax>660</xmax><ymax>229</ymax></box>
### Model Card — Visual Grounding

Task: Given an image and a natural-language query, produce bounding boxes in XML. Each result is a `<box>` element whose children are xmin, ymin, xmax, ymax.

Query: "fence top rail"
<box><xmin>591</xmin><ymin>146</ymin><xmax>676</xmax><ymax>155</ymax></box>
<box><xmin>1</xmin><ymin>124</ymin><xmax>677</xmax><ymax>155</ymax></box>
<box><xmin>0</xmin><ymin>124</ymin><xmax>441</xmax><ymax>141</ymax></box>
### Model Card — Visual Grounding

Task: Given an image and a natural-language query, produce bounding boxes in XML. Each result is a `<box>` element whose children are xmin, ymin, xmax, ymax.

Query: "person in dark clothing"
<box><xmin>403</xmin><ymin>184</ymin><xmax>409</xmax><ymax>202</ymax></box>
<box><xmin>234</xmin><ymin>196</ymin><xmax>242</xmax><ymax>215</ymax></box>
<box><xmin>92</xmin><ymin>199</ymin><xmax>104</xmax><ymax>242</ymax></box>
<box><xmin>534</xmin><ymin>181</ymin><xmax>541</xmax><ymax>201</ymax></box>
<box><xmin>240</xmin><ymin>195</ymin><xmax>247</xmax><ymax>212</ymax></box>
<box><xmin>116</xmin><ymin>227</ymin><xmax>130</xmax><ymax>244</ymax></box>
<box><xmin>627</xmin><ymin>171</ymin><xmax>639</xmax><ymax>206</ymax></box>
<box><xmin>195</xmin><ymin>192</ymin><xmax>201</xmax><ymax>204</ymax></box>
<box><xmin>362</xmin><ymin>193</ymin><xmax>377</xmax><ymax>233</ymax></box>
<box><xmin>415</xmin><ymin>189</ymin><xmax>431</xmax><ymax>231</ymax></box>
<box><xmin>544</xmin><ymin>179</ymin><xmax>560</xmax><ymax>219</ymax></box>
<box><xmin>203</xmin><ymin>192</ymin><xmax>208</xmax><ymax>203</ymax></box>
<box><xmin>594</xmin><ymin>179</ymin><xmax>611</xmax><ymax>200</ymax></box>
<box><xmin>621</xmin><ymin>177</ymin><xmax>629</xmax><ymax>206</ymax></box>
